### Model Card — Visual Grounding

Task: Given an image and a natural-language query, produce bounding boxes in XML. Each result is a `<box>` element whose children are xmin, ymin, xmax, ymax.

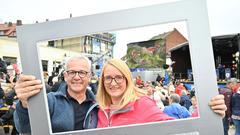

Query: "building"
<box><xmin>169</xmin><ymin>34</ymin><xmax>240</xmax><ymax>80</ymax></box>
<box><xmin>124</xmin><ymin>28</ymin><xmax>187</xmax><ymax>81</ymax></box>
<box><xmin>0</xmin><ymin>21</ymin><xmax>115</xmax><ymax>76</ymax></box>
<box><xmin>0</xmin><ymin>21</ymin><xmax>21</xmax><ymax>64</ymax></box>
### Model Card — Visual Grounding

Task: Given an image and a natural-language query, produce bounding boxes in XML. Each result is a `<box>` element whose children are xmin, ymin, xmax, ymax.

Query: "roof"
<box><xmin>169</xmin><ymin>42</ymin><xmax>189</xmax><ymax>52</ymax></box>
<box><xmin>150</xmin><ymin>28</ymin><xmax>178</xmax><ymax>40</ymax></box>
<box><xmin>212</xmin><ymin>33</ymin><xmax>240</xmax><ymax>54</ymax></box>
<box><xmin>127</xmin><ymin>28</ymin><xmax>180</xmax><ymax>48</ymax></box>
<box><xmin>169</xmin><ymin>33</ymin><xmax>240</xmax><ymax>54</ymax></box>
<box><xmin>0</xmin><ymin>23</ymin><xmax>17</xmax><ymax>37</ymax></box>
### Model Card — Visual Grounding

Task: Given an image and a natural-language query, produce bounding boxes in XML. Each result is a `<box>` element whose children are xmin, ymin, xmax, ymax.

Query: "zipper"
<box><xmin>103</xmin><ymin>106</ymin><xmax>132</xmax><ymax>127</ymax></box>
<box><xmin>108</xmin><ymin>111</ymin><xmax>111</xmax><ymax>127</ymax></box>
<box><xmin>103</xmin><ymin>110</ymin><xmax>112</xmax><ymax>127</ymax></box>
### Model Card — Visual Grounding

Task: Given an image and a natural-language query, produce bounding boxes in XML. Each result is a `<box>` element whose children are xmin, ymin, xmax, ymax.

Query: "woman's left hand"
<box><xmin>209</xmin><ymin>94</ymin><xmax>227</xmax><ymax>118</ymax></box>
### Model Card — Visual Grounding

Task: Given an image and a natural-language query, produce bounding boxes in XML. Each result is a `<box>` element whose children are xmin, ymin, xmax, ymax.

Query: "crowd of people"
<box><xmin>134</xmin><ymin>73</ymin><xmax>198</xmax><ymax>119</ymax></box>
<box><xmin>12</xmin><ymin>55</ymin><xmax>227</xmax><ymax>134</ymax></box>
<box><xmin>1</xmin><ymin>55</ymin><xmax>237</xmax><ymax>134</ymax></box>
<box><xmin>136</xmin><ymin>71</ymin><xmax>240</xmax><ymax>135</ymax></box>
<box><xmin>0</xmin><ymin>58</ymin><xmax>19</xmax><ymax>135</ymax></box>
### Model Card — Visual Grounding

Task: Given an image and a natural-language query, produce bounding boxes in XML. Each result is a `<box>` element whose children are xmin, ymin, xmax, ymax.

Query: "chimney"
<box><xmin>16</xmin><ymin>20</ymin><xmax>22</xmax><ymax>26</ymax></box>
<box><xmin>8</xmin><ymin>22</ymin><xmax>12</xmax><ymax>27</ymax></box>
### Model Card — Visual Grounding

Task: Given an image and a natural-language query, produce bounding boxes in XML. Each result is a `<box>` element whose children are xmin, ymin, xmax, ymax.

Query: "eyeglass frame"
<box><xmin>66</xmin><ymin>70</ymin><xmax>89</xmax><ymax>78</ymax></box>
<box><xmin>103</xmin><ymin>75</ymin><xmax>125</xmax><ymax>84</ymax></box>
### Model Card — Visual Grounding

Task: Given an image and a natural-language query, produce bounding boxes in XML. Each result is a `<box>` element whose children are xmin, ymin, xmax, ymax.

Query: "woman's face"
<box><xmin>191</xmin><ymin>97</ymin><xmax>197</xmax><ymax>106</ymax></box>
<box><xmin>103</xmin><ymin>64</ymin><xmax>127</xmax><ymax>103</ymax></box>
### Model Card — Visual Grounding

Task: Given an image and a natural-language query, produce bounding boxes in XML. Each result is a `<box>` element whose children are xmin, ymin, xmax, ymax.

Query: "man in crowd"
<box><xmin>219</xmin><ymin>78</ymin><xmax>236</xmax><ymax>135</ymax></box>
<box><xmin>163</xmin><ymin>93</ymin><xmax>191</xmax><ymax>119</ymax></box>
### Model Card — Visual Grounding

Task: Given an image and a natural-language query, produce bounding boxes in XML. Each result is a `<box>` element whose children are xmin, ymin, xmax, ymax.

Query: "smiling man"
<box><xmin>14</xmin><ymin>56</ymin><xmax>98</xmax><ymax>133</ymax></box>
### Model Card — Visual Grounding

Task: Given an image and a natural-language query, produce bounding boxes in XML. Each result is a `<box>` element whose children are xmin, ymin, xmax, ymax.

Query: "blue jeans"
<box><xmin>223</xmin><ymin>117</ymin><xmax>230</xmax><ymax>135</ymax></box>
<box><xmin>233</xmin><ymin>119</ymin><xmax>240</xmax><ymax>135</ymax></box>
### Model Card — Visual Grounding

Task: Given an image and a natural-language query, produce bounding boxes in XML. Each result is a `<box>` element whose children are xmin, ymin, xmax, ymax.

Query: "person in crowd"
<box><xmin>6</xmin><ymin>65</ymin><xmax>17</xmax><ymax>86</ymax></box>
<box><xmin>0</xmin><ymin>96</ymin><xmax>18</xmax><ymax>135</ymax></box>
<box><xmin>89</xmin><ymin>72</ymin><xmax>98</xmax><ymax>95</ymax></box>
<box><xmin>96</xmin><ymin>59</ymin><xmax>227</xmax><ymax>128</ymax></box>
<box><xmin>135</xmin><ymin>75</ymin><xmax>143</xmax><ymax>88</ymax></box>
<box><xmin>163</xmin><ymin>93</ymin><xmax>191</xmax><ymax>119</ymax></box>
<box><xmin>231</xmin><ymin>87</ymin><xmax>240</xmax><ymax>135</ymax></box>
<box><xmin>168</xmin><ymin>81</ymin><xmax>175</xmax><ymax>95</ymax></box>
<box><xmin>96</xmin><ymin>59</ymin><xmax>174</xmax><ymax>128</ymax></box>
<box><xmin>156</xmin><ymin>73</ymin><xmax>162</xmax><ymax>82</ymax></box>
<box><xmin>219</xmin><ymin>79</ymin><xmax>233</xmax><ymax>135</ymax></box>
<box><xmin>190</xmin><ymin>88</ymin><xmax>196</xmax><ymax>98</ymax></box>
<box><xmin>180</xmin><ymin>90</ymin><xmax>192</xmax><ymax>110</ymax></box>
<box><xmin>50</xmin><ymin>70</ymin><xmax>65</xmax><ymax>93</ymax></box>
<box><xmin>153</xmin><ymin>86</ymin><xmax>167</xmax><ymax>110</ymax></box>
<box><xmin>227</xmin><ymin>78</ymin><xmax>239</xmax><ymax>93</ymax></box>
<box><xmin>175</xmin><ymin>82</ymin><xmax>186</xmax><ymax>96</ymax></box>
<box><xmin>189</xmin><ymin>96</ymin><xmax>199</xmax><ymax>117</ymax></box>
<box><xmin>218</xmin><ymin>64</ymin><xmax>225</xmax><ymax>80</ymax></box>
<box><xmin>47</xmin><ymin>72</ymin><xmax>56</xmax><ymax>86</ymax></box>
<box><xmin>0</xmin><ymin>83</ymin><xmax>5</xmax><ymax>107</ymax></box>
<box><xmin>0</xmin><ymin>58</ymin><xmax>7</xmax><ymax>74</ymax></box>
<box><xmin>14</xmin><ymin>56</ymin><xmax>98</xmax><ymax>134</ymax></box>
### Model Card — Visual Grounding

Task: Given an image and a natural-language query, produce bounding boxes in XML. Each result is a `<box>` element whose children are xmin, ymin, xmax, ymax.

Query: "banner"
<box><xmin>225</xmin><ymin>68</ymin><xmax>231</xmax><ymax>79</ymax></box>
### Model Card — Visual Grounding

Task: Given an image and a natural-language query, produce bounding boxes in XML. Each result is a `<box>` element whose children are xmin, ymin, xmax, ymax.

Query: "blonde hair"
<box><xmin>96</xmin><ymin>59</ymin><xmax>145</xmax><ymax>109</ymax></box>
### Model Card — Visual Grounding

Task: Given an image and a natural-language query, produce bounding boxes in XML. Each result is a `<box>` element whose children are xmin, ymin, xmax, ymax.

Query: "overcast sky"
<box><xmin>1</xmin><ymin>0</ymin><xmax>240</xmax><ymax>36</ymax></box>
<box><xmin>1</xmin><ymin>0</ymin><xmax>240</xmax><ymax>58</ymax></box>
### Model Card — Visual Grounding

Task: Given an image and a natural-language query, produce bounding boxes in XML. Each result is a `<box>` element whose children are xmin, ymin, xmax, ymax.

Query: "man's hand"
<box><xmin>209</xmin><ymin>94</ymin><xmax>227</xmax><ymax>118</ymax></box>
<box><xmin>15</xmin><ymin>74</ymin><xmax>43</xmax><ymax>108</ymax></box>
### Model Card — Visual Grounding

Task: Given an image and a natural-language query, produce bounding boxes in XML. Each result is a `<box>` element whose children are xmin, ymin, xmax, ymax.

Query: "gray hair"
<box><xmin>227</xmin><ymin>78</ymin><xmax>238</xmax><ymax>85</ymax></box>
<box><xmin>64</xmin><ymin>55</ymin><xmax>92</xmax><ymax>71</ymax></box>
<box><xmin>170</xmin><ymin>93</ymin><xmax>180</xmax><ymax>103</ymax></box>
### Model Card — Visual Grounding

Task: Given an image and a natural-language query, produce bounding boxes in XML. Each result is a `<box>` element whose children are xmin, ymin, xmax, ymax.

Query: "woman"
<box><xmin>96</xmin><ymin>59</ymin><xmax>174</xmax><ymax>128</ymax></box>
<box><xmin>96</xmin><ymin>59</ymin><xmax>226</xmax><ymax>128</ymax></box>
<box><xmin>189</xmin><ymin>96</ymin><xmax>199</xmax><ymax>117</ymax></box>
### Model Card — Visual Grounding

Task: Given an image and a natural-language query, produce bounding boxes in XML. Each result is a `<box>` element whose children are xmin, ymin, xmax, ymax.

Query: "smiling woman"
<box><xmin>96</xmin><ymin>59</ymin><xmax>174</xmax><ymax>128</ymax></box>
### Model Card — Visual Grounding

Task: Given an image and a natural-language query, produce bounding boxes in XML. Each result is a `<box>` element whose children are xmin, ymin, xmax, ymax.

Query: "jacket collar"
<box><xmin>105</xmin><ymin>99</ymin><xmax>136</xmax><ymax>115</ymax></box>
<box><xmin>55</xmin><ymin>82</ymin><xmax>96</xmax><ymax>102</ymax></box>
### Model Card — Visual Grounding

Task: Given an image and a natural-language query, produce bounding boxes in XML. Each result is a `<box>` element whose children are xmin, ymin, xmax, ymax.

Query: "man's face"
<box><xmin>64</xmin><ymin>59</ymin><xmax>91</xmax><ymax>94</ymax></box>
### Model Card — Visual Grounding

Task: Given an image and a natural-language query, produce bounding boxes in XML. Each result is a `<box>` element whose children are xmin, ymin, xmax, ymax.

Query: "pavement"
<box><xmin>0</xmin><ymin>125</ymin><xmax>236</xmax><ymax>135</ymax></box>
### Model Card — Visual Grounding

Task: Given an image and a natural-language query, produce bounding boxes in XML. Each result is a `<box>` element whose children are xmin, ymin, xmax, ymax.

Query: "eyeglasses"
<box><xmin>104</xmin><ymin>75</ymin><xmax>125</xmax><ymax>84</ymax></box>
<box><xmin>66</xmin><ymin>70</ymin><xmax>89</xmax><ymax>78</ymax></box>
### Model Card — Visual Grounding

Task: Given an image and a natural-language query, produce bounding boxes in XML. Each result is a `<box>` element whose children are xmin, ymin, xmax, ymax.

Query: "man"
<box><xmin>219</xmin><ymin>78</ymin><xmax>236</xmax><ymax>135</ymax></box>
<box><xmin>163</xmin><ymin>93</ymin><xmax>191</xmax><ymax>119</ymax></box>
<box><xmin>14</xmin><ymin>56</ymin><xmax>98</xmax><ymax>133</ymax></box>
<box><xmin>180</xmin><ymin>90</ymin><xmax>192</xmax><ymax>110</ymax></box>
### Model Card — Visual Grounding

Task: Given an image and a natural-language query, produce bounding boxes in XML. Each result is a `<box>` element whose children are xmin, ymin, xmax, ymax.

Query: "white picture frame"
<box><xmin>16</xmin><ymin>0</ymin><xmax>224</xmax><ymax>134</ymax></box>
